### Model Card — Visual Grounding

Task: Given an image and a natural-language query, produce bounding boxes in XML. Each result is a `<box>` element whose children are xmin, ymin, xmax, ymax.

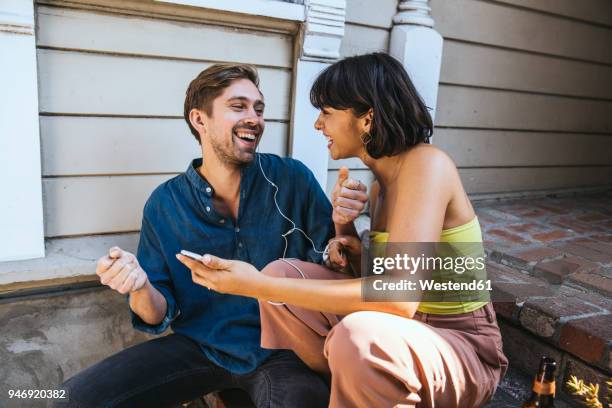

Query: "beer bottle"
<box><xmin>522</xmin><ymin>356</ymin><xmax>556</xmax><ymax>407</ymax></box>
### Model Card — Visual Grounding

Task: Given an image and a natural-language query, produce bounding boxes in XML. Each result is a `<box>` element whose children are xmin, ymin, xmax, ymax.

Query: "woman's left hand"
<box><xmin>176</xmin><ymin>253</ymin><xmax>263</xmax><ymax>296</ymax></box>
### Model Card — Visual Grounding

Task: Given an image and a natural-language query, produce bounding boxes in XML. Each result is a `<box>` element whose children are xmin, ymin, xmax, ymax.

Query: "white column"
<box><xmin>389</xmin><ymin>0</ymin><xmax>443</xmax><ymax>122</ymax></box>
<box><xmin>0</xmin><ymin>1</ymin><xmax>45</xmax><ymax>261</ymax></box>
<box><xmin>289</xmin><ymin>0</ymin><xmax>346</xmax><ymax>190</ymax></box>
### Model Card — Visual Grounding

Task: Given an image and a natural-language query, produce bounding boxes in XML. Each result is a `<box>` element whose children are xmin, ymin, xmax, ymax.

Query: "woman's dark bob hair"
<box><xmin>310</xmin><ymin>52</ymin><xmax>433</xmax><ymax>159</ymax></box>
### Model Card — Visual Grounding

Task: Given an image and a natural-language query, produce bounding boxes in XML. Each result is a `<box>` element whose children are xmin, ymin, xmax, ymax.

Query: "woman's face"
<box><xmin>314</xmin><ymin>107</ymin><xmax>364</xmax><ymax>160</ymax></box>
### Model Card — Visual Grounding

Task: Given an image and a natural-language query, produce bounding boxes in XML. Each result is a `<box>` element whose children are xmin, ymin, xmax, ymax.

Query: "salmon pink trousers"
<box><xmin>258</xmin><ymin>260</ymin><xmax>509</xmax><ymax>408</ymax></box>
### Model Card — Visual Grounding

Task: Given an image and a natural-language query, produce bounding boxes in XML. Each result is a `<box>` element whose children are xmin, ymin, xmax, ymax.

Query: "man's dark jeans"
<box><xmin>57</xmin><ymin>334</ymin><xmax>329</xmax><ymax>408</ymax></box>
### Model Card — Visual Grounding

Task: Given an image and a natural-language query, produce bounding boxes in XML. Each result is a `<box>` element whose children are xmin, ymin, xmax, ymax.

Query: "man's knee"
<box><xmin>56</xmin><ymin>365</ymin><xmax>104</xmax><ymax>407</ymax></box>
<box><xmin>52</xmin><ymin>336</ymin><xmax>186</xmax><ymax>407</ymax></box>
<box><xmin>267</xmin><ymin>364</ymin><xmax>329</xmax><ymax>407</ymax></box>
<box><xmin>277</xmin><ymin>371</ymin><xmax>329</xmax><ymax>408</ymax></box>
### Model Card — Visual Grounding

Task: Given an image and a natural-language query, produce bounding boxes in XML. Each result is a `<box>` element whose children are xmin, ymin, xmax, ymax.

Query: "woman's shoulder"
<box><xmin>393</xmin><ymin>143</ymin><xmax>462</xmax><ymax>207</ymax></box>
<box><xmin>401</xmin><ymin>143</ymin><xmax>456</xmax><ymax>174</ymax></box>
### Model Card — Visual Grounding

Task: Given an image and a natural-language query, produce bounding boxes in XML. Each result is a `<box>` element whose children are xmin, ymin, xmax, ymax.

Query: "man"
<box><xmin>59</xmin><ymin>63</ymin><xmax>367</xmax><ymax>407</ymax></box>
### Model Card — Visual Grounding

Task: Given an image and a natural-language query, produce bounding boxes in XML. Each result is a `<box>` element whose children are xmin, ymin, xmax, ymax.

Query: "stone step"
<box><xmin>488</xmin><ymin>261</ymin><xmax>611</xmax><ymax>374</ymax></box>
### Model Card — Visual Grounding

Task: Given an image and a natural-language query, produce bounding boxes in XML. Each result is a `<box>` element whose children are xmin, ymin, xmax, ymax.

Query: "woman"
<box><xmin>177</xmin><ymin>53</ymin><xmax>508</xmax><ymax>408</ymax></box>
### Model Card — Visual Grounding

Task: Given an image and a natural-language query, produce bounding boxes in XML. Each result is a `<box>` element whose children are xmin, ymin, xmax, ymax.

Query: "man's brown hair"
<box><xmin>184</xmin><ymin>63</ymin><xmax>260</xmax><ymax>143</ymax></box>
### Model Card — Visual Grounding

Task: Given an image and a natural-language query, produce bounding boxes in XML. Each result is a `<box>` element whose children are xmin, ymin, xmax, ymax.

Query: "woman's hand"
<box><xmin>331</xmin><ymin>167</ymin><xmax>368</xmax><ymax>225</ymax></box>
<box><xmin>176</xmin><ymin>253</ymin><xmax>264</xmax><ymax>297</ymax></box>
<box><xmin>325</xmin><ymin>235</ymin><xmax>362</xmax><ymax>272</ymax></box>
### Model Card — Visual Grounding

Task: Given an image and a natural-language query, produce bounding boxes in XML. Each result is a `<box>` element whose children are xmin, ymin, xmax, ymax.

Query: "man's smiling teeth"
<box><xmin>236</xmin><ymin>131</ymin><xmax>256</xmax><ymax>141</ymax></box>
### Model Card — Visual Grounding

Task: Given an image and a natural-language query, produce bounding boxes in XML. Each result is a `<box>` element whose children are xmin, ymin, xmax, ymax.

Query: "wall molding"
<box><xmin>155</xmin><ymin>0</ymin><xmax>305</xmax><ymax>22</ymax></box>
<box><xmin>302</xmin><ymin>0</ymin><xmax>346</xmax><ymax>60</ymax></box>
<box><xmin>0</xmin><ymin>9</ymin><xmax>35</xmax><ymax>35</ymax></box>
<box><xmin>38</xmin><ymin>0</ymin><xmax>301</xmax><ymax>34</ymax></box>
<box><xmin>393</xmin><ymin>0</ymin><xmax>435</xmax><ymax>28</ymax></box>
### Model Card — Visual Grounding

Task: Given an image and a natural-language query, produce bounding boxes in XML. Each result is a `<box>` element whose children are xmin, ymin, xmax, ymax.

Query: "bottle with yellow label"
<box><xmin>522</xmin><ymin>356</ymin><xmax>556</xmax><ymax>407</ymax></box>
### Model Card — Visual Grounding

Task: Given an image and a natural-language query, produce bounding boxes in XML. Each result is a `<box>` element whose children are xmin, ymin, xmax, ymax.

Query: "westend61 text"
<box><xmin>372</xmin><ymin>279</ymin><xmax>493</xmax><ymax>292</ymax></box>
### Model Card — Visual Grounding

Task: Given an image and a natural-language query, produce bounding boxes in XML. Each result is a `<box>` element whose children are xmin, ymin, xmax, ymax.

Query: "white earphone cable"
<box><xmin>255</xmin><ymin>148</ymin><xmax>343</xmax><ymax>306</ymax></box>
<box><xmin>256</xmin><ymin>152</ymin><xmax>334</xmax><ymax>260</ymax></box>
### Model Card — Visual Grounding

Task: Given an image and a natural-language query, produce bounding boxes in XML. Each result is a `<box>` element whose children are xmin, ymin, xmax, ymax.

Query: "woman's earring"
<box><xmin>360</xmin><ymin>131</ymin><xmax>372</xmax><ymax>145</ymax></box>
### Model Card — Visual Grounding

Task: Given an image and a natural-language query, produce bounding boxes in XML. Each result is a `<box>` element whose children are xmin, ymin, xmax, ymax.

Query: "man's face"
<box><xmin>203</xmin><ymin>79</ymin><xmax>265</xmax><ymax>166</ymax></box>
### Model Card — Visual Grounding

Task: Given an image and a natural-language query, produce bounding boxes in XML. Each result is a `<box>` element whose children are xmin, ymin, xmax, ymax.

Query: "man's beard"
<box><xmin>209</xmin><ymin>137</ymin><xmax>251</xmax><ymax>167</ymax></box>
<box><xmin>209</xmin><ymin>124</ymin><xmax>261</xmax><ymax>167</ymax></box>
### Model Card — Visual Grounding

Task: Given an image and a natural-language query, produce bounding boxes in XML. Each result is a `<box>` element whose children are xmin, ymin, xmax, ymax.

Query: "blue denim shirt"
<box><xmin>132</xmin><ymin>154</ymin><xmax>334</xmax><ymax>374</ymax></box>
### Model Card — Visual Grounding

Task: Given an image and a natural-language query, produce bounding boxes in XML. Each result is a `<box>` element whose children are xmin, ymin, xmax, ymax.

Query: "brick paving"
<box><xmin>477</xmin><ymin>191</ymin><xmax>612</xmax><ymax>405</ymax></box>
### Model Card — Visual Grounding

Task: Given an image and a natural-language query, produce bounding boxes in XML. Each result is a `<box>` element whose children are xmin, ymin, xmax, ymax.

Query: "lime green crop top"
<box><xmin>369</xmin><ymin>216</ymin><xmax>488</xmax><ymax>315</ymax></box>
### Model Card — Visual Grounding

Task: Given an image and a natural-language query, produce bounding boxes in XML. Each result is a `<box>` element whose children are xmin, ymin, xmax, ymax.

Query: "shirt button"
<box><xmin>205</xmin><ymin>187</ymin><xmax>212</xmax><ymax>194</ymax></box>
<box><xmin>206</xmin><ymin>206</ymin><xmax>211</xmax><ymax>212</ymax></box>
<box><xmin>235</xmin><ymin>227</ymin><xmax>240</xmax><ymax>233</ymax></box>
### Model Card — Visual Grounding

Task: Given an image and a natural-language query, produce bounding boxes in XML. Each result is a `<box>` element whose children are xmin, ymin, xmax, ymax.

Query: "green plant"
<box><xmin>566</xmin><ymin>376</ymin><xmax>612</xmax><ymax>408</ymax></box>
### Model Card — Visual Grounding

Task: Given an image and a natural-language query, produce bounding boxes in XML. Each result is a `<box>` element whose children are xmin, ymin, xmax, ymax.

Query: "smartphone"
<box><xmin>180</xmin><ymin>250</ymin><xmax>203</xmax><ymax>261</ymax></box>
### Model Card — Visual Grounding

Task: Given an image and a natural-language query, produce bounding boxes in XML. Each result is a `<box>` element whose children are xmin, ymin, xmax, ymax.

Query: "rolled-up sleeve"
<box><xmin>129</xmin><ymin>213</ymin><xmax>180</xmax><ymax>334</ymax></box>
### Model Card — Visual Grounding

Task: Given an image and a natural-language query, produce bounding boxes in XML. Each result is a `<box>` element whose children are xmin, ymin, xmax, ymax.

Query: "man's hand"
<box><xmin>331</xmin><ymin>167</ymin><xmax>368</xmax><ymax>225</ymax></box>
<box><xmin>325</xmin><ymin>235</ymin><xmax>362</xmax><ymax>271</ymax></box>
<box><xmin>96</xmin><ymin>247</ymin><xmax>148</xmax><ymax>295</ymax></box>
